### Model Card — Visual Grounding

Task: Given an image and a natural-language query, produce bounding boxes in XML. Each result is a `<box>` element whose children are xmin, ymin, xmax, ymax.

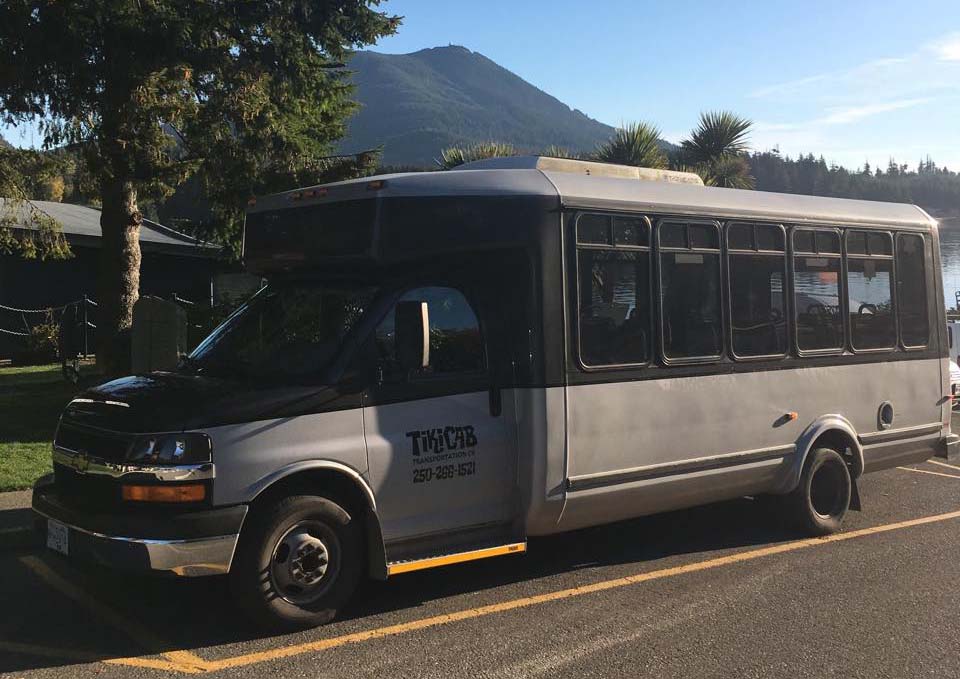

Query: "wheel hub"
<box><xmin>271</xmin><ymin>523</ymin><xmax>335</xmax><ymax>604</ymax></box>
<box><xmin>287</xmin><ymin>531</ymin><xmax>329</xmax><ymax>584</ymax></box>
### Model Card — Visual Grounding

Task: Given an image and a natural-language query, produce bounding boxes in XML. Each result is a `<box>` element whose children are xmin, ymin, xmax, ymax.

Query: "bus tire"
<box><xmin>785</xmin><ymin>447</ymin><xmax>851</xmax><ymax>536</ymax></box>
<box><xmin>230</xmin><ymin>494</ymin><xmax>363</xmax><ymax>631</ymax></box>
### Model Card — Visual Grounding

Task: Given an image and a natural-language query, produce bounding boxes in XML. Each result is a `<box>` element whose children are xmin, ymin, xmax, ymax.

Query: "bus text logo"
<box><xmin>406</xmin><ymin>425</ymin><xmax>477</xmax><ymax>457</ymax></box>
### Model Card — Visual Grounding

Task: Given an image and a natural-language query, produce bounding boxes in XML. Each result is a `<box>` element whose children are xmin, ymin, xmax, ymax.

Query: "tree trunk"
<box><xmin>96</xmin><ymin>178</ymin><xmax>142</xmax><ymax>375</ymax></box>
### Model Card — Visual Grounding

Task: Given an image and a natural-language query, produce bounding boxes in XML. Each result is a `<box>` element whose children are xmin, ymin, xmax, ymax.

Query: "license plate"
<box><xmin>46</xmin><ymin>519</ymin><xmax>69</xmax><ymax>556</ymax></box>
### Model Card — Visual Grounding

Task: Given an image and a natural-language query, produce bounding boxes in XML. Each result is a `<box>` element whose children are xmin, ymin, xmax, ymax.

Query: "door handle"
<box><xmin>489</xmin><ymin>385</ymin><xmax>502</xmax><ymax>417</ymax></box>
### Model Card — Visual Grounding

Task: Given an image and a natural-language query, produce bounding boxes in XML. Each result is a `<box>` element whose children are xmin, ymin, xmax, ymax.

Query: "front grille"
<box><xmin>53</xmin><ymin>463</ymin><xmax>122</xmax><ymax>510</ymax></box>
<box><xmin>52</xmin><ymin>422</ymin><xmax>133</xmax><ymax>510</ymax></box>
<box><xmin>54</xmin><ymin>423</ymin><xmax>132</xmax><ymax>463</ymax></box>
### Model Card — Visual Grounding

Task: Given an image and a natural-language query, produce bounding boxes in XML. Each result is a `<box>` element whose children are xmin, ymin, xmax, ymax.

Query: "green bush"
<box><xmin>12</xmin><ymin>315</ymin><xmax>60</xmax><ymax>366</ymax></box>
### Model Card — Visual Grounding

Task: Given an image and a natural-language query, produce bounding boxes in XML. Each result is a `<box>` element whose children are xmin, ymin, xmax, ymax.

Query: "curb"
<box><xmin>0</xmin><ymin>490</ymin><xmax>37</xmax><ymax>552</ymax></box>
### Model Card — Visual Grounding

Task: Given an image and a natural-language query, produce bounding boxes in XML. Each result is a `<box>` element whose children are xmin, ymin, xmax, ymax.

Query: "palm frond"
<box><xmin>698</xmin><ymin>154</ymin><xmax>755</xmax><ymax>189</ymax></box>
<box><xmin>435</xmin><ymin>142</ymin><xmax>518</xmax><ymax>170</ymax></box>
<box><xmin>541</xmin><ymin>145</ymin><xmax>580</xmax><ymax>160</ymax></box>
<box><xmin>680</xmin><ymin>111</ymin><xmax>753</xmax><ymax>165</ymax></box>
<box><xmin>594</xmin><ymin>122</ymin><xmax>668</xmax><ymax>169</ymax></box>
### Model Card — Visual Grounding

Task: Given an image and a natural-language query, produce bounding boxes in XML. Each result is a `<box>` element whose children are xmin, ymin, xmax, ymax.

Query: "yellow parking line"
<box><xmin>196</xmin><ymin>508</ymin><xmax>960</xmax><ymax>672</ymax></box>
<box><xmin>898</xmin><ymin>466</ymin><xmax>960</xmax><ymax>479</ymax></box>
<box><xmin>18</xmin><ymin>555</ymin><xmax>211</xmax><ymax>673</ymax></box>
<box><xmin>926</xmin><ymin>458</ymin><xmax>960</xmax><ymax>471</ymax></box>
<box><xmin>21</xmin><ymin>509</ymin><xmax>960</xmax><ymax>674</ymax></box>
<box><xmin>103</xmin><ymin>656</ymin><xmax>208</xmax><ymax>673</ymax></box>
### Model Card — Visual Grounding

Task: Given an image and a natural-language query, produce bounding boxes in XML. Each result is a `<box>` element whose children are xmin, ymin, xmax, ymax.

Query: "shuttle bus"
<box><xmin>33</xmin><ymin>156</ymin><xmax>957</xmax><ymax>629</ymax></box>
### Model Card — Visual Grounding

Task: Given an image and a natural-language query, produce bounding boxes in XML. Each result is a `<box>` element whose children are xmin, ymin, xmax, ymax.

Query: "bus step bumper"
<box><xmin>387</xmin><ymin>541</ymin><xmax>526</xmax><ymax>576</ymax></box>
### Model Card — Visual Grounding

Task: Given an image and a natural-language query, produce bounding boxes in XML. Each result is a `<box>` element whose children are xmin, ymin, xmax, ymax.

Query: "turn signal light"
<box><xmin>122</xmin><ymin>484</ymin><xmax>206</xmax><ymax>503</ymax></box>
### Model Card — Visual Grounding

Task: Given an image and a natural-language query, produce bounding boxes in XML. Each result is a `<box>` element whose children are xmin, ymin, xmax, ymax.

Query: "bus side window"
<box><xmin>727</xmin><ymin>223</ymin><xmax>788</xmax><ymax>358</ymax></box>
<box><xmin>658</xmin><ymin>220</ymin><xmax>723</xmax><ymax>361</ymax></box>
<box><xmin>576</xmin><ymin>214</ymin><xmax>652</xmax><ymax>367</ymax></box>
<box><xmin>846</xmin><ymin>230</ymin><xmax>896</xmax><ymax>351</ymax></box>
<box><xmin>793</xmin><ymin>229</ymin><xmax>843</xmax><ymax>352</ymax></box>
<box><xmin>896</xmin><ymin>233</ymin><xmax>929</xmax><ymax>348</ymax></box>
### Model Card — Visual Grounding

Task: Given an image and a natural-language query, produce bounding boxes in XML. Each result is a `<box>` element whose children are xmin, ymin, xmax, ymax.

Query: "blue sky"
<box><xmin>5</xmin><ymin>0</ymin><xmax>959</xmax><ymax>171</ymax></box>
<box><xmin>370</xmin><ymin>0</ymin><xmax>960</xmax><ymax>171</ymax></box>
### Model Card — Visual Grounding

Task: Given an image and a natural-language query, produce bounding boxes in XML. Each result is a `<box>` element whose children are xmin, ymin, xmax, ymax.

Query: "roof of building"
<box><xmin>250</xmin><ymin>156</ymin><xmax>935</xmax><ymax>230</ymax></box>
<box><xmin>1</xmin><ymin>198</ymin><xmax>219</xmax><ymax>256</ymax></box>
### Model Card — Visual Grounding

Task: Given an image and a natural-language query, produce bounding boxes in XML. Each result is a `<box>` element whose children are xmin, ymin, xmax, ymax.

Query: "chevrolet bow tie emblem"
<box><xmin>71</xmin><ymin>453</ymin><xmax>91</xmax><ymax>473</ymax></box>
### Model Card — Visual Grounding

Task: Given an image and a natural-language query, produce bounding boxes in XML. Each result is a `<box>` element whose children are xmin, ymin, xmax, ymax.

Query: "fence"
<box><xmin>0</xmin><ymin>296</ymin><xmax>98</xmax><ymax>358</ymax></box>
<box><xmin>0</xmin><ymin>292</ymin><xmax>211</xmax><ymax>362</ymax></box>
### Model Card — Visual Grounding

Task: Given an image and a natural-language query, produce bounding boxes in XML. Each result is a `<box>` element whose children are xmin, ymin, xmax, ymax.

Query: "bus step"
<box><xmin>387</xmin><ymin>541</ymin><xmax>527</xmax><ymax>576</ymax></box>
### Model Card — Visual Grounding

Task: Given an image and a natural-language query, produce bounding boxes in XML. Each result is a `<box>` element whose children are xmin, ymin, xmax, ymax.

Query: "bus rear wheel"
<box><xmin>785</xmin><ymin>447</ymin><xmax>851</xmax><ymax>536</ymax></box>
<box><xmin>230</xmin><ymin>495</ymin><xmax>363</xmax><ymax>631</ymax></box>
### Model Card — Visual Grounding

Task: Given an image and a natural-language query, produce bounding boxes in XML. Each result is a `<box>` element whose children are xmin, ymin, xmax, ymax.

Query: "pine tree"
<box><xmin>0</xmin><ymin>1</ymin><xmax>398</xmax><ymax>372</ymax></box>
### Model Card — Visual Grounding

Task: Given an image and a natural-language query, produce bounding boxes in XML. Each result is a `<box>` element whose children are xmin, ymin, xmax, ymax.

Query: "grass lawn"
<box><xmin>0</xmin><ymin>361</ymin><xmax>99</xmax><ymax>491</ymax></box>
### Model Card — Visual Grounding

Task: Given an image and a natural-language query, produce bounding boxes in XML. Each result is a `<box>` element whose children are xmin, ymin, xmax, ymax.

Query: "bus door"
<box><xmin>362</xmin><ymin>285</ymin><xmax>519</xmax><ymax>543</ymax></box>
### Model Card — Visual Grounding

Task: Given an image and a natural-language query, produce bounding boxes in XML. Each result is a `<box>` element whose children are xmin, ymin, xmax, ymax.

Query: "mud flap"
<box><xmin>849</xmin><ymin>479</ymin><xmax>862</xmax><ymax>512</ymax></box>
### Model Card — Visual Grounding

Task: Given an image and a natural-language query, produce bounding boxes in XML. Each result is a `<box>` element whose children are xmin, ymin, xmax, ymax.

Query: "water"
<box><xmin>940</xmin><ymin>226</ymin><xmax>960</xmax><ymax>309</ymax></box>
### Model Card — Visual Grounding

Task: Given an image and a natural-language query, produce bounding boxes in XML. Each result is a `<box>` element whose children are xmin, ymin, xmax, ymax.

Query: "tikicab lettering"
<box><xmin>406</xmin><ymin>425</ymin><xmax>478</xmax><ymax>456</ymax></box>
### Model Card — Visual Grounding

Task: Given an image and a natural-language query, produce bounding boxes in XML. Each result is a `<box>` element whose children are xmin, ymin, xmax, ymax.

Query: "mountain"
<box><xmin>339</xmin><ymin>46</ymin><xmax>616</xmax><ymax>167</ymax></box>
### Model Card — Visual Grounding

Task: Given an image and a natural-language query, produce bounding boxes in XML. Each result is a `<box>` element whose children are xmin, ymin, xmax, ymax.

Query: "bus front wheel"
<box><xmin>785</xmin><ymin>447</ymin><xmax>851</xmax><ymax>536</ymax></box>
<box><xmin>230</xmin><ymin>494</ymin><xmax>363</xmax><ymax>631</ymax></box>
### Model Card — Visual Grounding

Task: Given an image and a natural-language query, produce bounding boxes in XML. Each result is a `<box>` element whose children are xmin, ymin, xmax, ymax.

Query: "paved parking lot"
<box><xmin>3</xmin><ymin>459</ymin><xmax>960</xmax><ymax>679</ymax></box>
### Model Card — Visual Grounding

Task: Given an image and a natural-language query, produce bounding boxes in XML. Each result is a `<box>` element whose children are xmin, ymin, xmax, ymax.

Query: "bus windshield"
<box><xmin>184</xmin><ymin>281</ymin><xmax>379</xmax><ymax>381</ymax></box>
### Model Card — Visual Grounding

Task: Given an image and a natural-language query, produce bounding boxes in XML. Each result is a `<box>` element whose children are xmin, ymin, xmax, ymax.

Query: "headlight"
<box><xmin>126</xmin><ymin>433</ymin><xmax>211</xmax><ymax>465</ymax></box>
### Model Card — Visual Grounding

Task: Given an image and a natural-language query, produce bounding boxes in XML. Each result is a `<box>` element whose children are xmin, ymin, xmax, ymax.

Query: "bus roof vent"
<box><xmin>453</xmin><ymin>155</ymin><xmax>704</xmax><ymax>186</ymax></box>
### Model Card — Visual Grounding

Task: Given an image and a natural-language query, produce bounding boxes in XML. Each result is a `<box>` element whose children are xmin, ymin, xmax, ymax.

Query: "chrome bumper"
<box><xmin>34</xmin><ymin>507</ymin><xmax>240</xmax><ymax>577</ymax></box>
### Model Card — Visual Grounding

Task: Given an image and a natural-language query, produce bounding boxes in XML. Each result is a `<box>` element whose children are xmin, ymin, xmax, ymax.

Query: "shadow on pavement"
<box><xmin>0</xmin><ymin>495</ymin><xmax>800</xmax><ymax>674</ymax></box>
<box><xmin>0</xmin><ymin>506</ymin><xmax>34</xmax><ymax>535</ymax></box>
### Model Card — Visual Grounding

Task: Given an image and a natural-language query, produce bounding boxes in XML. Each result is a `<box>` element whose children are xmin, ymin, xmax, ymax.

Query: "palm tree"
<box><xmin>678</xmin><ymin>111</ymin><xmax>755</xmax><ymax>188</ymax></box>
<box><xmin>698</xmin><ymin>154</ymin><xmax>756</xmax><ymax>189</ymax></box>
<box><xmin>435</xmin><ymin>142</ymin><xmax>518</xmax><ymax>170</ymax></box>
<box><xmin>594</xmin><ymin>122</ymin><xmax>667</xmax><ymax>169</ymax></box>
<box><xmin>680</xmin><ymin>111</ymin><xmax>752</xmax><ymax>165</ymax></box>
<box><xmin>541</xmin><ymin>145</ymin><xmax>580</xmax><ymax>160</ymax></box>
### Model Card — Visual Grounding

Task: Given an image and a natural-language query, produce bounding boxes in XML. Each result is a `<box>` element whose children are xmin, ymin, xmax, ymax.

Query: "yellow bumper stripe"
<box><xmin>388</xmin><ymin>542</ymin><xmax>526</xmax><ymax>575</ymax></box>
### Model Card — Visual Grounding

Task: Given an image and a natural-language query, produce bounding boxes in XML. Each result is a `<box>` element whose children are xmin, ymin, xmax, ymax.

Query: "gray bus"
<box><xmin>33</xmin><ymin>157</ymin><xmax>957</xmax><ymax>630</ymax></box>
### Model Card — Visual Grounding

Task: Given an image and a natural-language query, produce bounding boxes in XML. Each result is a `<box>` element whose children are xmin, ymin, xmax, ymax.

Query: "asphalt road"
<box><xmin>3</xmin><ymin>459</ymin><xmax>960</xmax><ymax>679</ymax></box>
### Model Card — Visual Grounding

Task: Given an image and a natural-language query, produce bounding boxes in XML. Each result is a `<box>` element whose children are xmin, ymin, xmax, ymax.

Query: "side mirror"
<box><xmin>395</xmin><ymin>301</ymin><xmax>430</xmax><ymax>373</ymax></box>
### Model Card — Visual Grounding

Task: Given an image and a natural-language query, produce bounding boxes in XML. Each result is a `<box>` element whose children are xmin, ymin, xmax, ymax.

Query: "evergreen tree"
<box><xmin>0</xmin><ymin>147</ymin><xmax>72</xmax><ymax>260</ymax></box>
<box><xmin>0</xmin><ymin>1</ymin><xmax>398</xmax><ymax>372</ymax></box>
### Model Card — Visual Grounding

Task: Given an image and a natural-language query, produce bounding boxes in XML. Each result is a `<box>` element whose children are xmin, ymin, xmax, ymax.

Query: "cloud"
<box><xmin>750</xmin><ymin>32</ymin><xmax>960</xmax><ymax>104</ymax></box>
<box><xmin>931</xmin><ymin>32</ymin><xmax>960</xmax><ymax>61</ymax></box>
<box><xmin>743</xmin><ymin>32</ymin><xmax>960</xmax><ymax>170</ymax></box>
<box><xmin>749</xmin><ymin>57</ymin><xmax>908</xmax><ymax>100</ymax></box>
<box><xmin>755</xmin><ymin>98</ymin><xmax>933</xmax><ymax>133</ymax></box>
<box><xmin>818</xmin><ymin>98</ymin><xmax>933</xmax><ymax>125</ymax></box>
